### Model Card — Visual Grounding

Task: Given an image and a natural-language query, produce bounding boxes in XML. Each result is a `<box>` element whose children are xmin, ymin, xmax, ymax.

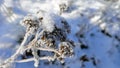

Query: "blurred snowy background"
<box><xmin>0</xmin><ymin>0</ymin><xmax>120</xmax><ymax>68</ymax></box>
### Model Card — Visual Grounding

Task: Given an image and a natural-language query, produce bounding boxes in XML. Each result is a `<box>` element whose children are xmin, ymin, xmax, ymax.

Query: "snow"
<box><xmin>0</xmin><ymin>0</ymin><xmax>120</xmax><ymax>68</ymax></box>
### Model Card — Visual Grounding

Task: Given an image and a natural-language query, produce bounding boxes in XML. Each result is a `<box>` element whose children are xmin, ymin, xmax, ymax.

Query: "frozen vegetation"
<box><xmin>0</xmin><ymin>0</ymin><xmax>120</xmax><ymax>68</ymax></box>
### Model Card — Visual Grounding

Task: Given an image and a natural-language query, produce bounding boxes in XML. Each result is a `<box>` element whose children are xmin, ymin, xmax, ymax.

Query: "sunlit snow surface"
<box><xmin>0</xmin><ymin>0</ymin><xmax>120</xmax><ymax>68</ymax></box>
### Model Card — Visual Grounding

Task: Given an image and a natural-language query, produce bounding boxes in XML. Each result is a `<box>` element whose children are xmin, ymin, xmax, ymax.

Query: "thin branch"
<box><xmin>15</xmin><ymin>56</ymin><xmax>55</xmax><ymax>63</ymax></box>
<box><xmin>37</xmin><ymin>47</ymin><xmax>60</xmax><ymax>55</ymax></box>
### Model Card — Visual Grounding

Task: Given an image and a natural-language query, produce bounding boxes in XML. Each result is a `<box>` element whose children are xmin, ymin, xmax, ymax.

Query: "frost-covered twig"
<box><xmin>15</xmin><ymin>56</ymin><xmax>55</xmax><ymax>63</ymax></box>
<box><xmin>0</xmin><ymin>26</ymin><xmax>37</xmax><ymax>68</ymax></box>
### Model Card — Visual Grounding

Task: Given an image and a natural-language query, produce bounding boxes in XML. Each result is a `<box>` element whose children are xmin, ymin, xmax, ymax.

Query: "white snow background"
<box><xmin>0</xmin><ymin>0</ymin><xmax>120</xmax><ymax>68</ymax></box>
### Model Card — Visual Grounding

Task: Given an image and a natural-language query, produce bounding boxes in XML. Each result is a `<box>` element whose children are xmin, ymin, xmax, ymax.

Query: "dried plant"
<box><xmin>0</xmin><ymin>11</ymin><xmax>73</xmax><ymax>68</ymax></box>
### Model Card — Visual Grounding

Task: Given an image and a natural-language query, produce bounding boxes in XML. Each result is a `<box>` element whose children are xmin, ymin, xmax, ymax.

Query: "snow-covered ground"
<box><xmin>0</xmin><ymin>0</ymin><xmax>120</xmax><ymax>68</ymax></box>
